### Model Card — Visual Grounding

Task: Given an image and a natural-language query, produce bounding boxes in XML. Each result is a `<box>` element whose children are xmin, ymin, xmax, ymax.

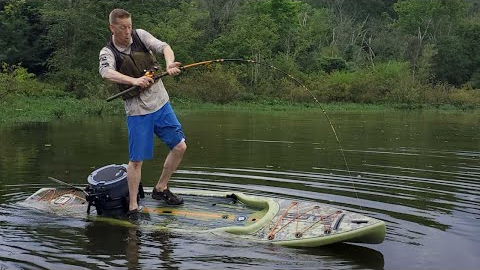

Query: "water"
<box><xmin>0</xmin><ymin>109</ymin><xmax>479</xmax><ymax>269</ymax></box>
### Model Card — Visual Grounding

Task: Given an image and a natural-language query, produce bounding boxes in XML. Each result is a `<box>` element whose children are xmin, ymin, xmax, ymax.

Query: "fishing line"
<box><xmin>106</xmin><ymin>58</ymin><xmax>359</xmax><ymax>205</ymax></box>
<box><xmin>222</xmin><ymin>59</ymin><xmax>358</xmax><ymax>205</ymax></box>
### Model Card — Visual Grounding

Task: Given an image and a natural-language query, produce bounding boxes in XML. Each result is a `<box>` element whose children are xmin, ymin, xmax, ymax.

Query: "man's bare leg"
<box><xmin>155</xmin><ymin>140</ymin><xmax>187</xmax><ymax>192</ymax></box>
<box><xmin>127</xmin><ymin>160</ymin><xmax>142</xmax><ymax>211</ymax></box>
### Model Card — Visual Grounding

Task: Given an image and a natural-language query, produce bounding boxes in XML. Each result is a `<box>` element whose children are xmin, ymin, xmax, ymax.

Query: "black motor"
<box><xmin>85</xmin><ymin>164</ymin><xmax>144</xmax><ymax>216</ymax></box>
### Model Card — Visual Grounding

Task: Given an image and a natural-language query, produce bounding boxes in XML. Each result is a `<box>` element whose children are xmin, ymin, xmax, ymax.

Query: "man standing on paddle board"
<box><xmin>99</xmin><ymin>8</ymin><xmax>186</xmax><ymax>220</ymax></box>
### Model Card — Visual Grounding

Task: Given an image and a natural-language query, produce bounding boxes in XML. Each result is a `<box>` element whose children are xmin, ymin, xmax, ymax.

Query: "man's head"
<box><xmin>109</xmin><ymin>9</ymin><xmax>132</xmax><ymax>47</ymax></box>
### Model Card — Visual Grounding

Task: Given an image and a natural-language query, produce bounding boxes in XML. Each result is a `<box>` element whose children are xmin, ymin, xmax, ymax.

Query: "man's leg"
<box><xmin>155</xmin><ymin>140</ymin><xmax>187</xmax><ymax>192</ymax></box>
<box><xmin>127</xmin><ymin>160</ymin><xmax>143</xmax><ymax>211</ymax></box>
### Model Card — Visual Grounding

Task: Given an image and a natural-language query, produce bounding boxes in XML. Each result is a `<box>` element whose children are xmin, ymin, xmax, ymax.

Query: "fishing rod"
<box><xmin>106</xmin><ymin>59</ymin><xmax>228</xmax><ymax>102</ymax></box>
<box><xmin>105</xmin><ymin>58</ymin><xmax>356</xmax><ymax>201</ymax></box>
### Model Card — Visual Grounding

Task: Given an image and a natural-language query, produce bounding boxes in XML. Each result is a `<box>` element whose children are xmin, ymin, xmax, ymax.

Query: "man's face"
<box><xmin>110</xmin><ymin>17</ymin><xmax>132</xmax><ymax>47</ymax></box>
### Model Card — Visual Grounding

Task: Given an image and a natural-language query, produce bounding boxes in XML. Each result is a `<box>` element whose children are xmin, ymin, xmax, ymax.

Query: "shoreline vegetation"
<box><xmin>1</xmin><ymin>0</ymin><xmax>480</xmax><ymax>123</ymax></box>
<box><xmin>1</xmin><ymin>94</ymin><xmax>478</xmax><ymax>124</ymax></box>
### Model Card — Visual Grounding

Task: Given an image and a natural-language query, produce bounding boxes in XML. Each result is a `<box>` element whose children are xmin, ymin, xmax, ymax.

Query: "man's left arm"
<box><xmin>137</xmin><ymin>29</ymin><xmax>181</xmax><ymax>76</ymax></box>
<box><xmin>163</xmin><ymin>45</ymin><xmax>181</xmax><ymax>76</ymax></box>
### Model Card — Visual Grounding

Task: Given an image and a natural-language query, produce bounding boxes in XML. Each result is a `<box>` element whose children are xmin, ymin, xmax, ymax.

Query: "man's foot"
<box><xmin>152</xmin><ymin>188</ymin><xmax>184</xmax><ymax>205</ymax></box>
<box><xmin>126</xmin><ymin>208</ymin><xmax>139</xmax><ymax>221</ymax></box>
<box><xmin>126</xmin><ymin>205</ymin><xmax>144</xmax><ymax>221</ymax></box>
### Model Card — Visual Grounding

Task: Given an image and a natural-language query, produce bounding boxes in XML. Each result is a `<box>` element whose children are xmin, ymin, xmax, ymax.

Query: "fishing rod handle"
<box><xmin>105</xmin><ymin>71</ymin><xmax>169</xmax><ymax>102</ymax></box>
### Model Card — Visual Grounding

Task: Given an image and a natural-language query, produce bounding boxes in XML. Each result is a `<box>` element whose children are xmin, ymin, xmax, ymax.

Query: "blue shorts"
<box><xmin>127</xmin><ymin>102</ymin><xmax>185</xmax><ymax>161</ymax></box>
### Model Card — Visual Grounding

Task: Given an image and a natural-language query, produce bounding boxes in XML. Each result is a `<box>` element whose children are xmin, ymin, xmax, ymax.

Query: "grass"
<box><xmin>0</xmin><ymin>95</ymin><xmax>478</xmax><ymax>124</ymax></box>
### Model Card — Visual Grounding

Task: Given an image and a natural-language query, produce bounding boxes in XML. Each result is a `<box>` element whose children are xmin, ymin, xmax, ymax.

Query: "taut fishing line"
<box><xmin>106</xmin><ymin>58</ymin><xmax>359</xmax><ymax>206</ymax></box>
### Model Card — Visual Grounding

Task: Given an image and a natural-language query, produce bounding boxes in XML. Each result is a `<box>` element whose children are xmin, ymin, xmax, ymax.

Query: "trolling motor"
<box><xmin>85</xmin><ymin>164</ymin><xmax>144</xmax><ymax>216</ymax></box>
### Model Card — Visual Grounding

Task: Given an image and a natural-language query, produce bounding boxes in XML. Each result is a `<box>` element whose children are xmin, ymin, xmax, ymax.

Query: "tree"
<box><xmin>432</xmin><ymin>16</ymin><xmax>480</xmax><ymax>86</ymax></box>
<box><xmin>198</xmin><ymin>0</ymin><xmax>242</xmax><ymax>40</ymax></box>
<box><xmin>146</xmin><ymin>1</ymin><xmax>208</xmax><ymax>64</ymax></box>
<box><xmin>394</xmin><ymin>0</ymin><xmax>468</xmax><ymax>83</ymax></box>
<box><xmin>39</xmin><ymin>0</ymin><xmax>112</xmax><ymax>97</ymax></box>
<box><xmin>0</xmin><ymin>0</ymin><xmax>50</xmax><ymax>74</ymax></box>
<box><xmin>206</xmin><ymin>1</ymin><xmax>279</xmax><ymax>60</ymax></box>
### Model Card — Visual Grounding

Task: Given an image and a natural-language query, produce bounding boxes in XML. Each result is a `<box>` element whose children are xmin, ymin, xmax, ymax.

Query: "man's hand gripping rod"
<box><xmin>106</xmin><ymin>67</ymin><xmax>167</xmax><ymax>102</ymax></box>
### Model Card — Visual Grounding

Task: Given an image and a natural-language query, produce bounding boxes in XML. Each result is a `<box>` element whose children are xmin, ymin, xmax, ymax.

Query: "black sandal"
<box><xmin>126</xmin><ymin>205</ymin><xmax>144</xmax><ymax>221</ymax></box>
<box><xmin>152</xmin><ymin>188</ymin><xmax>184</xmax><ymax>205</ymax></box>
<box><xmin>126</xmin><ymin>208</ymin><xmax>139</xmax><ymax>221</ymax></box>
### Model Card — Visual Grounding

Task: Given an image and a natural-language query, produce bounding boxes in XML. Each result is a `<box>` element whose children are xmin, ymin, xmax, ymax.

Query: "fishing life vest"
<box><xmin>85</xmin><ymin>164</ymin><xmax>144</xmax><ymax>217</ymax></box>
<box><xmin>106</xmin><ymin>30</ymin><xmax>159</xmax><ymax>100</ymax></box>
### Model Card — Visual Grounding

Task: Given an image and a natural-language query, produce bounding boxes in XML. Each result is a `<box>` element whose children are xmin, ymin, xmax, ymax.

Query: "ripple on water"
<box><xmin>1</xmin><ymin>156</ymin><xmax>480</xmax><ymax>269</ymax></box>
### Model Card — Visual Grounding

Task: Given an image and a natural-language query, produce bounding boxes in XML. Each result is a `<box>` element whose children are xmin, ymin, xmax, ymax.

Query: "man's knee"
<box><xmin>173</xmin><ymin>140</ymin><xmax>187</xmax><ymax>154</ymax></box>
<box><xmin>128</xmin><ymin>160</ymin><xmax>143</xmax><ymax>171</ymax></box>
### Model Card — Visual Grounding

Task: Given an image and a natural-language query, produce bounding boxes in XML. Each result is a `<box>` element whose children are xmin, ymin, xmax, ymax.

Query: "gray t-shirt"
<box><xmin>99</xmin><ymin>29</ymin><xmax>170</xmax><ymax>116</ymax></box>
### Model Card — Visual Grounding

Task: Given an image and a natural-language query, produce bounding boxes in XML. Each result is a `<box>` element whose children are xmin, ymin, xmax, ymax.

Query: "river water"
<box><xmin>0</xmin><ymin>109</ymin><xmax>479</xmax><ymax>270</ymax></box>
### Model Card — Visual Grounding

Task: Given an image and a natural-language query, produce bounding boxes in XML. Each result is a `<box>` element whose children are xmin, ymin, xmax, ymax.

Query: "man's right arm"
<box><xmin>99</xmin><ymin>48</ymin><xmax>153</xmax><ymax>88</ymax></box>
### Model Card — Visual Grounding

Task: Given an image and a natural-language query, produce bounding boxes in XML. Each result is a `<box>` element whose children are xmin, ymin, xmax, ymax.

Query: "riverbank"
<box><xmin>0</xmin><ymin>95</ymin><xmax>477</xmax><ymax>123</ymax></box>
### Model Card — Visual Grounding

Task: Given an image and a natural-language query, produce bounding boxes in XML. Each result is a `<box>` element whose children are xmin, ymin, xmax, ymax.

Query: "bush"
<box><xmin>0</xmin><ymin>63</ymin><xmax>69</xmax><ymax>99</ymax></box>
<box><xmin>423</xmin><ymin>82</ymin><xmax>453</xmax><ymax>106</ymax></box>
<box><xmin>47</xmin><ymin>68</ymin><xmax>103</xmax><ymax>99</ymax></box>
<box><xmin>386</xmin><ymin>80</ymin><xmax>422</xmax><ymax>104</ymax></box>
<box><xmin>320</xmin><ymin>57</ymin><xmax>348</xmax><ymax>73</ymax></box>
<box><xmin>309</xmin><ymin>61</ymin><xmax>416</xmax><ymax>104</ymax></box>
<box><xmin>0</xmin><ymin>62</ymin><xmax>34</xmax><ymax>99</ymax></box>
<box><xmin>448</xmin><ymin>87</ymin><xmax>480</xmax><ymax>109</ymax></box>
<box><xmin>286</xmin><ymin>83</ymin><xmax>315</xmax><ymax>103</ymax></box>
<box><xmin>167</xmin><ymin>66</ymin><xmax>248</xmax><ymax>104</ymax></box>
<box><xmin>321</xmin><ymin>71</ymin><xmax>356</xmax><ymax>102</ymax></box>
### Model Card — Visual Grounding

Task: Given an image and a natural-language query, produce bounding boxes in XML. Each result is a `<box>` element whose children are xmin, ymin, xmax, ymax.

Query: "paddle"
<box><xmin>48</xmin><ymin>176</ymin><xmax>89</xmax><ymax>196</ymax></box>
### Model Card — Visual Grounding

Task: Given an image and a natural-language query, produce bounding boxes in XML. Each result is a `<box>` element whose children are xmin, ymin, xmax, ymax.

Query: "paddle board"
<box><xmin>19</xmin><ymin>187</ymin><xmax>386</xmax><ymax>247</ymax></box>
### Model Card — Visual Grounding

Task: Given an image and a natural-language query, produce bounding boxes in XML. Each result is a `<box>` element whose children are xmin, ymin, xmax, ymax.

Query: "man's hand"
<box><xmin>133</xmin><ymin>75</ymin><xmax>154</xmax><ymax>88</ymax></box>
<box><xmin>166</xmin><ymin>62</ymin><xmax>182</xmax><ymax>76</ymax></box>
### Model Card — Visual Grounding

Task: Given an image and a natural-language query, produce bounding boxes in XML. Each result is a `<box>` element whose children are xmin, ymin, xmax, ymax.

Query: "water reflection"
<box><xmin>297</xmin><ymin>243</ymin><xmax>385</xmax><ymax>270</ymax></box>
<box><xmin>84</xmin><ymin>221</ymin><xmax>139</xmax><ymax>266</ymax></box>
<box><xmin>148</xmin><ymin>231</ymin><xmax>179</xmax><ymax>270</ymax></box>
<box><xmin>0</xmin><ymin>110</ymin><xmax>480</xmax><ymax>269</ymax></box>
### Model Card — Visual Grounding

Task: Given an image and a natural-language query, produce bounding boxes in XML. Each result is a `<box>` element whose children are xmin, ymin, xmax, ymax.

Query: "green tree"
<box><xmin>146</xmin><ymin>1</ymin><xmax>208</xmax><ymax>64</ymax></box>
<box><xmin>394</xmin><ymin>0</ymin><xmax>468</xmax><ymax>84</ymax></box>
<box><xmin>462</xmin><ymin>17</ymin><xmax>480</xmax><ymax>88</ymax></box>
<box><xmin>432</xmin><ymin>16</ymin><xmax>480</xmax><ymax>87</ymax></box>
<box><xmin>41</xmin><ymin>0</ymin><xmax>110</xmax><ymax>71</ymax></box>
<box><xmin>293</xmin><ymin>7</ymin><xmax>336</xmax><ymax>73</ymax></box>
<box><xmin>39</xmin><ymin>0</ymin><xmax>111</xmax><ymax>97</ymax></box>
<box><xmin>197</xmin><ymin>0</ymin><xmax>242</xmax><ymax>41</ymax></box>
<box><xmin>207</xmin><ymin>2</ymin><xmax>279</xmax><ymax>60</ymax></box>
<box><xmin>0</xmin><ymin>0</ymin><xmax>50</xmax><ymax>74</ymax></box>
<box><xmin>394</xmin><ymin>0</ymin><xmax>467</xmax><ymax>41</ymax></box>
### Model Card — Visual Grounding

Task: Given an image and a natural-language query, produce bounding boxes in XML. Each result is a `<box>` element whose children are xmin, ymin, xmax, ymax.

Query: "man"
<box><xmin>99</xmin><ymin>8</ymin><xmax>187</xmax><ymax>220</ymax></box>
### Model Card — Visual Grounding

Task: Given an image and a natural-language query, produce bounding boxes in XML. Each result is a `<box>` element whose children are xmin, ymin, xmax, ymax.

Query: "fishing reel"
<box><xmin>143</xmin><ymin>66</ymin><xmax>159</xmax><ymax>78</ymax></box>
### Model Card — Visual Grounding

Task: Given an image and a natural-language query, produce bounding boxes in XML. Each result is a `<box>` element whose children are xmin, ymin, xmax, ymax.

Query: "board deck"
<box><xmin>19</xmin><ymin>187</ymin><xmax>386</xmax><ymax>247</ymax></box>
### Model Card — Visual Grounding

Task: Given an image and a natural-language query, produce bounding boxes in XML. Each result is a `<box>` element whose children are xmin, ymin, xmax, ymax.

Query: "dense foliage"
<box><xmin>1</xmin><ymin>0</ymin><xmax>480</xmax><ymax>107</ymax></box>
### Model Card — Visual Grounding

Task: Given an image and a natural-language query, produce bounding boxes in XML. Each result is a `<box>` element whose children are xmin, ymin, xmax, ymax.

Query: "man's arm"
<box><xmin>136</xmin><ymin>29</ymin><xmax>181</xmax><ymax>76</ymax></box>
<box><xmin>103</xmin><ymin>69</ymin><xmax>153</xmax><ymax>88</ymax></box>
<box><xmin>163</xmin><ymin>45</ymin><xmax>181</xmax><ymax>76</ymax></box>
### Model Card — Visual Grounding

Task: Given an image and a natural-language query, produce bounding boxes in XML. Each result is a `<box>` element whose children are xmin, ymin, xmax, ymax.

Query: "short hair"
<box><xmin>109</xmin><ymin>9</ymin><xmax>131</xmax><ymax>24</ymax></box>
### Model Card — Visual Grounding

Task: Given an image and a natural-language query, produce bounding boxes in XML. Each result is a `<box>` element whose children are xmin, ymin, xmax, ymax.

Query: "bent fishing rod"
<box><xmin>106</xmin><ymin>59</ymin><xmax>229</xmax><ymax>102</ymax></box>
<box><xmin>105</xmin><ymin>58</ymin><xmax>357</xmax><ymax>203</ymax></box>
<box><xmin>106</xmin><ymin>58</ymin><xmax>305</xmax><ymax>102</ymax></box>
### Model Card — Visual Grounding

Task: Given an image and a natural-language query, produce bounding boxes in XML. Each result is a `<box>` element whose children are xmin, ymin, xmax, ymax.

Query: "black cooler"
<box><xmin>85</xmin><ymin>164</ymin><xmax>143</xmax><ymax>216</ymax></box>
